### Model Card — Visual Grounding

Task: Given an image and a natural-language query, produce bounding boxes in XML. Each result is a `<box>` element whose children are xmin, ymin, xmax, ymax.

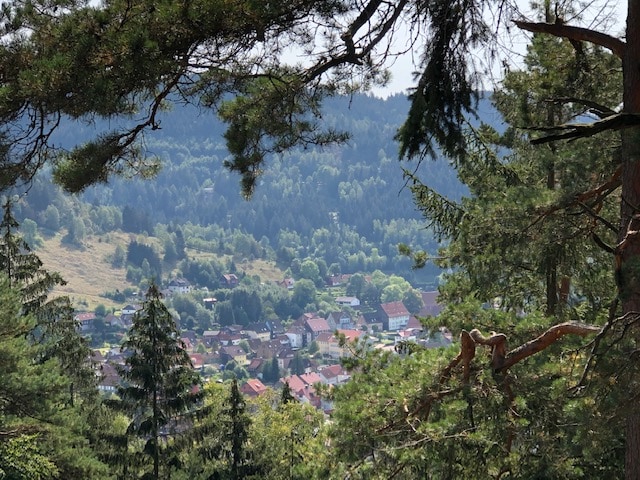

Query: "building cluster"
<box><xmin>82</xmin><ymin>279</ymin><xmax>450</xmax><ymax>412</ymax></box>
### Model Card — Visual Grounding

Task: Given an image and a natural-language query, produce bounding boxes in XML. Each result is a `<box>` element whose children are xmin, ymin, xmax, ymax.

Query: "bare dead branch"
<box><xmin>469</xmin><ymin>329</ymin><xmax>508</xmax><ymax>370</ymax></box>
<box><xmin>439</xmin><ymin>330</ymin><xmax>477</xmax><ymax>383</ymax></box>
<box><xmin>501</xmin><ymin>322</ymin><xmax>601</xmax><ymax>371</ymax></box>
<box><xmin>513</xmin><ymin>20</ymin><xmax>625</xmax><ymax>58</ymax></box>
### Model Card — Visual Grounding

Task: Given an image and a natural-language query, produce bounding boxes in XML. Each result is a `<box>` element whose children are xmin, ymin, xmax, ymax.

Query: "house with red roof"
<box><xmin>304</xmin><ymin>316</ymin><xmax>332</xmax><ymax>341</ymax></box>
<box><xmin>240</xmin><ymin>378</ymin><xmax>268</xmax><ymax>398</ymax></box>
<box><xmin>380</xmin><ymin>301</ymin><xmax>411</xmax><ymax>331</ymax></box>
<box><xmin>316</xmin><ymin>329</ymin><xmax>364</xmax><ymax>358</ymax></box>
<box><xmin>280</xmin><ymin>373</ymin><xmax>322</xmax><ymax>409</ymax></box>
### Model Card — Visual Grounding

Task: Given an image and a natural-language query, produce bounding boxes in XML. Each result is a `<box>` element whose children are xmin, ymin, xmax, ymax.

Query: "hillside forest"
<box><xmin>12</xmin><ymin>93</ymin><xmax>469</xmax><ymax>298</ymax></box>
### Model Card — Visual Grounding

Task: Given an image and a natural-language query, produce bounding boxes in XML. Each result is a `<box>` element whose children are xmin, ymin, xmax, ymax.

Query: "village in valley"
<box><xmin>81</xmin><ymin>273</ymin><xmax>451</xmax><ymax>412</ymax></box>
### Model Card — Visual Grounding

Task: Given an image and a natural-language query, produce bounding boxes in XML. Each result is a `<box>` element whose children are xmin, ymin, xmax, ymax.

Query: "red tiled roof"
<box><xmin>306</xmin><ymin>317</ymin><xmax>331</xmax><ymax>332</ymax></box>
<box><xmin>299</xmin><ymin>372</ymin><xmax>322</xmax><ymax>385</ymax></box>
<box><xmin>336</xmin><ymin>329</ymin><xmax>363</xmax><ymax>342</ymax></box>
<box><xmin>319</xmin><ymin>364</ymin><xmax>344</xmax><ymax>378</ymax></box>
<box><xmin>241</xmin><ymin>379</ymin><xmax>267</xmax><ymax>396</ymax></box>
<box><xmin>381</xmin><ymin>301</ymin><xmax>410</xmax><ymax>317</ymax></box>
<box><xmin>283</xmin><ymin>375</ymin><xmax>306</xmax><ymax>393</ymax></box>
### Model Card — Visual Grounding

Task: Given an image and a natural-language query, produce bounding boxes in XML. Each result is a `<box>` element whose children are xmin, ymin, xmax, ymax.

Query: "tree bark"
<box><xmin>622</xmin><ymin>1</ymin><xmax>640</xmax><ymax>477</ymax></box>
<box><xmin>517</xmin><ymin>4</ymin><xmax>640</xmax><ymax>475</ymax></box>
<box><xmin>627</xmin><ymin>413</ymin><xmax>640</xmax><ymax>480</ymax></box>
<box><xmin>469</xmin><ymin>323</ymin><xmax>599</xmax><ymax>372</ymax></box>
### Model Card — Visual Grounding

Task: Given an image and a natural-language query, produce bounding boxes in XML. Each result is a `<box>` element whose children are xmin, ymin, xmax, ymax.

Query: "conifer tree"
<box><xmin>0</xmin><ymin>275</ymin><xmax>109</xmax><ymax>479</ymax></box>
<box><xmin>112</xmin><ymin>283</ymin><xmax>203</xmax><ymax>479</ymax></box>
<box><xmin>0</xmin><ymin>276</ymin><xmax>67</xmax><ymax>478</ymax></box>
<box><xmin>280</xmin><ymin>381</ymin><xmax>296</xmax><ymax>405</ymax></box>
<box><xmin>0</xmin><ymin>199</ymin><xmax>95</xmax><ymax>404</ymax></box>
<box><xmin>328</xmin><ymin>5</ymin><xmax>626</xmax><ymax>478</ymax></box>
<box><xmin>222</xmin><ymin>378</ymin><xmax>251</xmax><ymax>480</ymax></box>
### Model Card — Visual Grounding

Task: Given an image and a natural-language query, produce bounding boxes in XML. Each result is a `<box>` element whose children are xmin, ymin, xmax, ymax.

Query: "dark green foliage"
<box><xmin>0</xmin><ymin>255</ymin><xmax>107</xmax><ymax>478</ymax></box>
<box><xmin>0</xmin><ymin>277</ymin><xmax>69</xmax><ymax>478</ymax></box>
<box><xmin>262</xmin><ymin>357</ymin><xmax>281</xmax><ymax>384</ymax></box>
<box><xmin>222</xmin><ymin>379</ymin><xmax>251</xmax><ymax>480</ymax></box>
<box><xmin>180</xmin><ymin>258</ymin><xmax>223</xmax><ymax>291</ymax></box>
<box><xmin>337</xmin><ymin>11</ymin><xmax>625</xmax><ymax>478</ymax></box>
<box><xmin>0</xmin><ymin>199</ymin><xmax>66</xmax><ymax>314</ymax></box>
<box><xmin>229</xmin><ymin>287</ymin><xmax>262</xmax><ymax>326</ymax></box>
<box><xmin>122</xmin><ymin>206</ymin><xmax>153</xmax><ymax>234</ymax></box>
<box><xmin>52</xmin><ymin>133</ymin><xmax>154</xmax><ymax>193</ymax></box>
<box><xmin>291</xmin><ymin>279</ymin><xmax>316</xmax><ymax>312</ymax></box>
<box><xmin>0</xmin><ymin>200</ymin><xmax>95</xmax><ymax>404</ymax></box>
<box><xmin>0</xmin><ymin>0</ymin><xmax>359</xmax><ymax>193</ymax></box>
<box><xmin>396</xmin><ymin>0</ymin><xmax>487</xmax><ymax>161</ymax></box>
<box><xmin>289</xmin><ymin>352</ymin><xmax>305</xmax><ymax>375</ymax></box>
<box><xmin>126</xmin><ymin>239</ymin><xmax>162</xmax><ymax>281</ymax></box>
<box><xmin>280</xmin><ymin>381</ymin><xmax>296</xmax><ymax>404</ymax></box>
<box><xmin>220</xmin><ymin>79</ymin><xmax>348</xmax><ymax>198</ymax></box>
<box><xmin>111</xmin><ymin>283</ymin><xmax>203</xmax><ymax>479</ymax></box>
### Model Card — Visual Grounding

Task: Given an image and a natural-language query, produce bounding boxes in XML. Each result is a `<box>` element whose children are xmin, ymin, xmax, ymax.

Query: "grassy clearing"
<box><xmin>237</xmin><ymin>257</ymin><xmax>286</xmax><ymax>284</ymax></box>
<box><xmin>36</xmin><ymin>231</ymin><xmax>286</xmax><ymax>311</ymax></box>
<box><xmin>37</xmin><ymin>231</ymin><xmax>134</xmax><ymax>311</ymax></box>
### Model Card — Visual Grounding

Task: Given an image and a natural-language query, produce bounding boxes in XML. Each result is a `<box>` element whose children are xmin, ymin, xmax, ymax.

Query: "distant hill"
<box><xmin>21</xmin><ymin>92</ymin><xmax>502</xmax><ymax>290</ymax></box>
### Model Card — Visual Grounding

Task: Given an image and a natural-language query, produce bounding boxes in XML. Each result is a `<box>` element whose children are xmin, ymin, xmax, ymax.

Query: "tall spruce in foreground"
<box><xmin>113</xmin><ymin>283</ymin><xmax>203</xmax><ymax>480</ymax></box>
<box><xmin>0</xmin><ymin>275</ymin><xmax>68</xmax><ymax>479</ymax></box>
<box><xmin>0</xmin><ymin>199</ymin><xmax>95</xmax><ymax>403</ymax></box>
<box><xmin>0</xmin><ymin>277</ymin><xmax>109</xmax><ymax>479</ymax></box>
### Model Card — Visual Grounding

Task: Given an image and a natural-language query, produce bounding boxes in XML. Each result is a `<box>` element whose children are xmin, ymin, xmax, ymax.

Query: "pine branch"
<box><xmin>548</xmin><ymin>96</ymin><xmax>617</xmax><ymax>119</ymax></box>
<box><xmin>470</xmin><ymin>323</ymin><xmax>601</xmax><ymax>372</ymax></box>
<box><xmin>513</xmin><ymin>20</ymin><xmax>625</xmax><ymax>58</ymax></box>
<box><xmin>529</xmin><ymin>114</ymin><xmax>640</xmax><ymax>144</ymax></box>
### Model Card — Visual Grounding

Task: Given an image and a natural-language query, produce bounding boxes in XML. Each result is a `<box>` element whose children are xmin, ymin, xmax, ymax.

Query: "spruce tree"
<box><xmin>0</xmin><ymin>275</ymin><xmax>109</xmax><ymax>479</ymax></box>
<box><xmin>222</xmin><ymin>378</ymin><xmax>250</xmax><ymax>480</ymax></box>
<box><xmin>0</xmin><ymin>199</ymin><xmax>95</xmax><ymax>404</ymax></box>
<box><xmin>113</xmin><ymin>283</ymin><xmax>203</xmax><ymax>479</ymax></box>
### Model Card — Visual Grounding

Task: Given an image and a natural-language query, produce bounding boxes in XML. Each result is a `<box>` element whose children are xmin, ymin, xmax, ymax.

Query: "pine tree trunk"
<box><xmin>622</xmin><ymin>1</ymin><xmax>640</xmax><ymax>477</ymax></box>
<box><xmin>627</xmin><ymin>414</ymin><xmax>640</xmax><ymax>480</ymax></box>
